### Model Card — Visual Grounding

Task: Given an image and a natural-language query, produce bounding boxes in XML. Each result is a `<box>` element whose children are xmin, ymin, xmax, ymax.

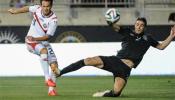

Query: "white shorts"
<box><xmin>26</xmin><ymin>41</ymin><xmax>57</xmax><ymax>64</ymax></box>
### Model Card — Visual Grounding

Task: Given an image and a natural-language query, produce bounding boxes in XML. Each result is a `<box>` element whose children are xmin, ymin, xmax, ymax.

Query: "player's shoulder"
<box><xmin>50</xmin><ymin>12</ymin><xmax>58</xmax><ymax>21</ymax></box>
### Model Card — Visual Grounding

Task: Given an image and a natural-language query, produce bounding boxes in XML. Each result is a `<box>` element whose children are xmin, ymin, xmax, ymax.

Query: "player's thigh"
<box><xmin>113</xmin><ymin>77</ymin><xmax>126</xmax><ymax>93</ymax></box>
<box><xmin>35</xmin><ymin>44</ymin><xmax>47</xmax><ymax>54</ymax></box>
<box><xmin>26</xmin><ymin>43</ymin><xmax>37</xmax><ymax>54</ymax></box>
<box><xmin>46</xmin><ymin>44</ymin><xmax>56</xmax><ymax>56</ymax></box>
<box><xmin>46</xmin><ymin>44</ymin><xmax>58</xmax><ymax>64</ymax></box>
<box><xmin>84</xmin><ymin>56</ymin><xmax>104</xmax><ymax>68</ymax></box>
<box><xmin>26</xmin><ymin>43</ymin><xmax>45</xmax><ymax>55</ymax></box>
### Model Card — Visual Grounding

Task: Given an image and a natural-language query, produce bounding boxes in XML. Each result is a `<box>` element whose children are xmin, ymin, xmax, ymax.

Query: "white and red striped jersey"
<box><xmin>27</xmin><ymin>5</ymin><xmax>58</xmax><ymax>40</ymax></box>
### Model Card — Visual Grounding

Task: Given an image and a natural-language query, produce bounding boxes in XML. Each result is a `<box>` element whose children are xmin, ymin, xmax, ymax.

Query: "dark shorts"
<box><xmin>99</xmin><ymin>56</ymin><xmax>131</xmax><ymax>81</ymax></box>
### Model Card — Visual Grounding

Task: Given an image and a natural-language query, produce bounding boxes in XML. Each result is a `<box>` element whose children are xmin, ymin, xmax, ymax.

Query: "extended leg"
<box><xmin>48</xmin><ymin>62</ymin><xmax>60</xmax><ymax>96</ymax></box>
<box><xmin>60</xmin><ymin>56</ymin><xmax>104</xmax><ymax>76</ymax></box>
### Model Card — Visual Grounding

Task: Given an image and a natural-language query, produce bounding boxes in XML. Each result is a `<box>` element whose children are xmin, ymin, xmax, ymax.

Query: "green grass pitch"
<box><xmin>0</xmin><ymin>76</ymin><xmax>174</xmax><ymax>100</ymax></box>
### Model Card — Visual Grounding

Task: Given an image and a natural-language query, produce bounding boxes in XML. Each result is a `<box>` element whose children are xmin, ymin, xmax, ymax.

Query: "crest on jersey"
<box><xmin>0</xmin><ymin>31</ymin><xmax>20</xmax><ymax>43</ymax></box>
<box><xmin>43</xmin><ymin>23</ymin><xmax>47</xmax><ymax>28</ymax></box>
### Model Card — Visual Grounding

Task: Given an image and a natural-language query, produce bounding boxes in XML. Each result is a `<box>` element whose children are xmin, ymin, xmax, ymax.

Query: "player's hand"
<box><xmin>26</xmin><ymin>36</ymin><xmax>35</xmax><ymax>41</ymax></box>
<box><xmin>8</xmin><ymin>8</ymin><xmax>17</xmax><ymax>14</ymax></box>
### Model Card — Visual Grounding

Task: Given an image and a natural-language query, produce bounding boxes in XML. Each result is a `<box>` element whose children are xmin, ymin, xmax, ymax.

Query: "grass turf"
<box><xmin>0</xmin><ymin>76</ymin><xmax>174</xmax><ymax>100</ymax></box>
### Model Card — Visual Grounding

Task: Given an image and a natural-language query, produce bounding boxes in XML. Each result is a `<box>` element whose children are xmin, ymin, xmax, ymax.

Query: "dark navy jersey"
<box><xmin>116</xmin><ymin>27</ymin><xmax>159</xmax><ymax>68</ymax></box>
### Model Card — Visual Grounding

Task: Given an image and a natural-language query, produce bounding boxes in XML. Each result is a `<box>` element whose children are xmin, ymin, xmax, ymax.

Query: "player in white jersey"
<box><xmin>8</xmin><ymin>0</ymin><xmax>60</xmax><ymax>96</ymax></box>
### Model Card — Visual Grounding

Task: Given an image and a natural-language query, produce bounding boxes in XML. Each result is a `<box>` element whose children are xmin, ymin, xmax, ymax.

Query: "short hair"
<box><xmin>40</xmin><ymin>0</ymin><xmax>53</xmax><ymax>6</ymax></box>
<box><xmin>136</xmin><ymin>17</ymin><xmax>147</xmax><ymax>27</ymax></box>
<box><xmin>168</xmin><ymin>12</ymin><xmax>175</xmax><ymax>22</ymax></box>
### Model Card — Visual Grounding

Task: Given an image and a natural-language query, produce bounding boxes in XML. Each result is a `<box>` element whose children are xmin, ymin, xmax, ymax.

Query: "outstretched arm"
<box><xmin>156</xmin><ymin>25</ymin><xmax>175</xmax><ymax>50</ymax></box>
<box><xmin>8</xmin><ymin>6</ymin><xmax>29</xmax><ymax>14</ymax></box>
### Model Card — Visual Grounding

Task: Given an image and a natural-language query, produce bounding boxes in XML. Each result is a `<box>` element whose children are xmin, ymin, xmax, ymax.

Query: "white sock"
<box><xmin>40</xmin><ymin>54</ymin><xmax>50</xmax><ymax>81</ymax></box>
<box><xmin>49</xmin><ymin>87</ymin><xmax>54</xmax><ymax>92</ymax></box>
<box><xmin>51</xmin><ymin>71</ymin><xmax>56</xmax><ymax>83</ymax></box>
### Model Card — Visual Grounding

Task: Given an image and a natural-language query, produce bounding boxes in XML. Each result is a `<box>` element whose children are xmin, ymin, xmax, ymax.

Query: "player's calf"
<box><xmin>58</xmin><ymin>59</ymin><xmax>85</xmax><ymax>77</ymax></box>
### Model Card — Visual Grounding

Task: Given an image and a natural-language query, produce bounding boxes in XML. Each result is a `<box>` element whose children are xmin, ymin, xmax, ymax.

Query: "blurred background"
<box><xmin>0</xmin><ymin>0</ymin><xmax>175</xmax><ymax>43</ymax></box>
<box><xmin>0</xmin><ymin>1</ymin><xmax>174</xmax><ymax>99</ymax></box>
<box><xmin>0</xmin><ymin>0</ymin><xmax>175</xmax><ymax>76</ymax></box>
<box><xmin>1</xmin><ymin>0</ymin><xmax>175</xmax><ymax>25</ymax></box>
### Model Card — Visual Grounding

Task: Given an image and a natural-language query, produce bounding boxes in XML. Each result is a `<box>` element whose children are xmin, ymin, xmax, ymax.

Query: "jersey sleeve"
<box><xmin>46</xmin><ymin>19</ymin><xmax>58</xmax><ymax>36</ymax></box>
<box><xmin>118</xmin><ymin>27</ymin><xmax>131</xmax><ymax>36</ymax></box>
<box><xmin>29</xmin><ymin>5</ymin><xmax>40</xmax><ymax>13</ymax></box>
<box><xmin>147</xmin><ymin>35</ymin><xmax>159</xmax><ymax>47</ymax></box>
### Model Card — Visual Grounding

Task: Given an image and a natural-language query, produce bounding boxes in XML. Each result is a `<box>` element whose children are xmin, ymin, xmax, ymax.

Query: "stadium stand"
<box><xmin>0</xmin><ymin>0</ymin><xmax>175</xmax><ymax>25</ymax></box>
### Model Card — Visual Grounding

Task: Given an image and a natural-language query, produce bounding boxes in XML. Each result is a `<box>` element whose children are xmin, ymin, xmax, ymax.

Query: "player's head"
<box><xmin>134</xmin><ymin>17</ymin><xmax>147</xmax><ymax>34</ymax></box>
<box><xmin>40</xmin><ymin>0</ymin><xmax>53</xmax><ymax>16</ymax></box>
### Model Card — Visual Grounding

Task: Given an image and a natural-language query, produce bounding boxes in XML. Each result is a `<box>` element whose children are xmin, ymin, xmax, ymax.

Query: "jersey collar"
<box><xmin>132</xmin><ymin>30</ymin><xmax>144</xmax><ymax>37</ymax></box>
<box><xmin>41</xmin><ymin>10</ymin><xmax>53</xmax><ymax>18</ymax></box>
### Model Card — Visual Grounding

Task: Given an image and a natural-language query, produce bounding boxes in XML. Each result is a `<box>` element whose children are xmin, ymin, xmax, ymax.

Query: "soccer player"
<box><xmin>58</xmin><ymin>17</ymin><xmax>175</xmax><ymax>97</ymax></box>
<box><xmin>8</xmin><ymin>0</ymin><xmax>59</xmax><ymax>96</ymax></box>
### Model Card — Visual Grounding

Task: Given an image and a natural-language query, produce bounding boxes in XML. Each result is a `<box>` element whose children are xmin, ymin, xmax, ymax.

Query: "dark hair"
<box><xmin>40</xmin><ymin>0</ymin><xmax>53</xmax><ymax>6</ymax></box>
<box><xmin>168</xmin><ymin>12</ymin><xmax>175</xmax><ymax>22</ymax></box>
<box><xmin>136</xmin><ymin>17</ymin><xmax>147</xmax><ymax>27</ymax></box>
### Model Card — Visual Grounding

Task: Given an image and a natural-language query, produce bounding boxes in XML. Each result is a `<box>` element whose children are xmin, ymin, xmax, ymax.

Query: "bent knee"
<box><xmin>40</xmin><ymin>48</ymin><xmax>48</xmax><ymax>54</ymax></box>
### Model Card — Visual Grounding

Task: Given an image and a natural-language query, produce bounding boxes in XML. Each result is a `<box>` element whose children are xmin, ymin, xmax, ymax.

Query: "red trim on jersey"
<box><xmin>41</xmin><ymin>10</ymin><xmax>54</xmax><ymax>18</ymax></box>
<box><xmin>27</xmin><ymin>43</ymin><xmax>38</xmax><ymax>50</ymax></box>
<box><xmin>33</xmin><ymin>12</ymin><xmax>47</xmax><ymax>33</ymax></box>
<box><xmin>52</xmin><ymin>17</ymin><xmax>57</xmax><ymax>20</ymax></box>
<box><xmin>47</xmin><ymin>11</ymin><xmax>53</xmax><ymax>18</ymax></box>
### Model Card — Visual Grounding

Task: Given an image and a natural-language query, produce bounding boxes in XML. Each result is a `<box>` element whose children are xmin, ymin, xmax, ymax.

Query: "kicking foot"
<box><xmin>46</xmin><ymin>79</ymin><xmax>56</xmax><ymax>87</ymax></box>
<box><xmin>48</xmin><ymin>90</ymin><xmax>58</xmax><ymax>96</ymax></box>
<box><xmin>92</xmin><ymin>90</ymin><xmax>110</xmax><ymax>97</ymax></box>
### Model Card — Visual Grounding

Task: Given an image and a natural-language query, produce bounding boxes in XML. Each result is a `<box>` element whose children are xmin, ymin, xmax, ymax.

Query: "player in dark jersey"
<box><xmin>58</xmin><ymin>17</ymin><xmax>175</xmax><ymax>97</ymax></box>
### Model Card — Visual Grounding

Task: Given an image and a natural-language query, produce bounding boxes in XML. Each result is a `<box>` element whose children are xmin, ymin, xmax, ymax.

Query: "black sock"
<box><xmin>60</xmin><ymin>60</ymin><xmax>85</xmax><ymax>76</ymax></box>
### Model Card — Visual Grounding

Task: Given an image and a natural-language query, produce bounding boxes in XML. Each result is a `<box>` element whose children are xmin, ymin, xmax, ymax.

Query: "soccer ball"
<box><xmin>105</xmin><ymin>8</ymin><xmax>120</xmax><ymax>25</ymax></box>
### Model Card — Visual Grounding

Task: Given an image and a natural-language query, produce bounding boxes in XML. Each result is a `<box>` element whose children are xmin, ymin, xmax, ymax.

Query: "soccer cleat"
<box><xmin>46</xmin><ymin>79</ymin><xmax>56</xmax><ymax>87</ymax></box>
<box><xmin>92</xmin><ymin>90</ymin><xmax>110</xmax><ymax>97</ymax></box>
<box><xmin>48</xmin><ymin>90</ymin><xmax>57</xmax><ymax>96</ymax></box>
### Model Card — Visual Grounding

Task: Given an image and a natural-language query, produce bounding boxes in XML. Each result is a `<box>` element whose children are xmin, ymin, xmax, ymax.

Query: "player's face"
<box><xmin>134</xmin><ymin>20</ymin><xmax>145</xmax><ymax>34</ymax></box>
<box><xmin>41</xmin><ymin>1</ymin><xmax>52</xmax><ymax>16</ymax></box>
